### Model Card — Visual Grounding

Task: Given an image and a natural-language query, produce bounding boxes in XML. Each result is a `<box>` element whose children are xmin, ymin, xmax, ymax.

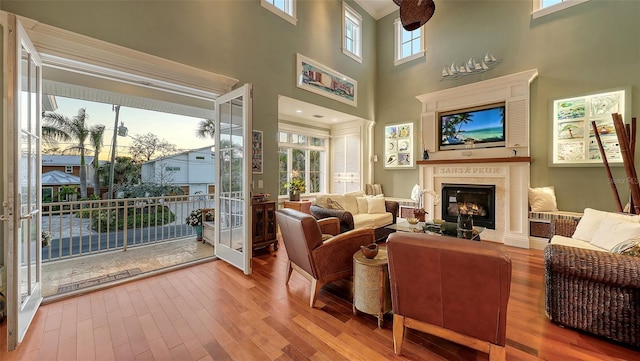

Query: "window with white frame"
<box><xmin>278</xmin><ymin>129</ymin><xmax>327</xmax><ymax>197</ymax></box>
<box><xmin>261</xmin><ymin>0</ymin><xmax>297</xmax><ymax>25</ymax></box>
<box><xmin>532</xmin><ymin>0</ymin><xmax>590</xmax><ymax>19</ymax></box>
<box><xmin>65</xmin><ymin>165</ymin><xmax>73</xmax><ymax>173</ymax></box>
<box><xmin>394</xmin><ymin>18</ymin><xmax>425</xmax><ymax>66</ymax></box>
<box><xmin>343</xmin><ymin>2</ymin><xmax>362</xmax><ymax>63</ymax></box>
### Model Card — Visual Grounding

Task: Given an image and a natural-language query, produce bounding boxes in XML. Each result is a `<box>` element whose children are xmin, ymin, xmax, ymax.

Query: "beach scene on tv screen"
<box><xmin>441</xmin><ymin>106</ymin><xmax>505</xmax><ymax>146</ymax></box>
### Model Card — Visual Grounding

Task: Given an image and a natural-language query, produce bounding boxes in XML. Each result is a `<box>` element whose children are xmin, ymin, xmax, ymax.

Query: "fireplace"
<box><xmin>441</xmin><ymin>184</ymin><xmax>496</xmax><ymax>229</ymax></box>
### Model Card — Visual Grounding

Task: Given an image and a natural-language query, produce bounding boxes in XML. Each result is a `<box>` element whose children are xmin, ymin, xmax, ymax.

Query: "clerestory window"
<box><xmin>261</xmin><ymin>0</ymin><xmax>297</xmax><ymax>26</ymax></box>
<box><xmin>532</xmin><ymin>0</ymin><xmax>590</xmax><ymax>19</ymax></box>
<box><xmin>343</xmin><ymin>2</ymin><xmax>362</xmax><ymax>63</ymax></box>
<box><xmin>394</xmin><ymin>18</ymin><xmax>425</xmax><ymax>66</ymax></box>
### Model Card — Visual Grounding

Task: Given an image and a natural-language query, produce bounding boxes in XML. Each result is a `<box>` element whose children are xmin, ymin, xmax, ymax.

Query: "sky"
<box><xmin>47</xmin><ymin>96</ymin><xmax>214</xmax><ymax>159</ymax></box>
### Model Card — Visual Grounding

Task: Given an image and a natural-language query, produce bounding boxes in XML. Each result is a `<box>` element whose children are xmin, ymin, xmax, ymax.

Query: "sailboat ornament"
<box><xmin>441</xmin><ymin>53</ymin><xmax>502</xmax><ymax>80</ymax></box>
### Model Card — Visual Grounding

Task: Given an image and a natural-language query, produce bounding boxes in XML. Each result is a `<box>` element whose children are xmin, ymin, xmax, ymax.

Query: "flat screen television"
<box><xmin>438</xmin><ymin>102</ymin><xmax>506</xmax><ymax>150</ymax></box>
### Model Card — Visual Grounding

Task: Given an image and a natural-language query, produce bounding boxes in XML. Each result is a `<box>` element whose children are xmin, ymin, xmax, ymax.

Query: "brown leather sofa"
<box><xmin>276</xmin><ymin>208</ymin><xmax>376</xmax><ymax>307</ymax></box>
<box><xmin>386</xmin><ymin>232</ymin><xmax>512</xmax><ymax>361</ymax></box>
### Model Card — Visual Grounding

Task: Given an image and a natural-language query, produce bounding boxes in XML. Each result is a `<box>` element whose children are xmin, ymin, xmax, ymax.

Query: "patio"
<box><xmin>42</xmin><ymin>237</ymin><xmax>214</xmax><ymax>299</ymax></box>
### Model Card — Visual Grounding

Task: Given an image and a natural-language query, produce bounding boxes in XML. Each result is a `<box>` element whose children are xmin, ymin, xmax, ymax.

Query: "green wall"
<box><xmin>1</xmin><ymin>0</ymin><xmax>378</xmax><ymax>202</ymax></box>
<box><xmin>2</xmin><ymin>0</ymin><xmax>639</xmax><ymax>214</ymax></box>
<box><xmin>375</xmin><ymin>0</ymin><xmax>640</xmax><ymax>212</ymax></box>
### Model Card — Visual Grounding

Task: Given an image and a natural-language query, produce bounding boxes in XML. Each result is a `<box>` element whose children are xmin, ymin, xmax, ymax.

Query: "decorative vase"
<box><xmin>414</xmin><ymin>208</ymin><xmax>426</xmax><ymax>222</ymax></box>
<box><xmin>289</xmin><ymin>191</ymin><xmax>300</xmax><ymax>201</ymax></box>
<box><xmin>456</xmin><ymin>214</ymin><xmax>474</xmax><ymax>239</ymax></box>
<box><xmin>195</xmin><ymin>225</ymin><xmax>203</xmax><ymax>242</ymax></box>
<box><xmin>423</xmin><ymin>149</ymin><xmax>429</xmax><ymax>160</ymax></box>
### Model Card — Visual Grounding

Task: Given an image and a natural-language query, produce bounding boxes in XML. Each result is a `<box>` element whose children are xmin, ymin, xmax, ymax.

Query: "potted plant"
<box><xmin>284</xmin><ymin>171</ymin><xmax>305</xmax><ymax>201</ymax></box>
<box><xmin>186</xmin><ymin>209</ymin><xmax>204</xmax><ymax>241</ymax></box>
<box><xmin>42</xmin><ymin>231</ymin><xmax>52</xmax><ymax>248</ymax></box>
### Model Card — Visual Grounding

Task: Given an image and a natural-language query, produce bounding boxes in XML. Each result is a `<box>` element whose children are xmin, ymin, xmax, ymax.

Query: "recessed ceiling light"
<box><xmin>332</xmin><ymin>118</ymin><xmax>338</xmax><ymax>122</ymax></box>
<box><xmin>296</xmin><ymin>110</ymin><xmax>302</xmax><ymax>113</ymax></box>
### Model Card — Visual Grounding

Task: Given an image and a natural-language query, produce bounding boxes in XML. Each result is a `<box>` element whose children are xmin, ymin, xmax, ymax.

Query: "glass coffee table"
<box><xmin>386</xmin><ymin>219</ymin><xmax>484</xmax><ymax>241</ymax></box>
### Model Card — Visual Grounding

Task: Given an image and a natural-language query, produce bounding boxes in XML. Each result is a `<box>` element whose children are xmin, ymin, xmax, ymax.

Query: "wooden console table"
<box><xmin>283</xmin><ymin>200</ymin><xmax>312</xmax><ymax>214</ymax></box>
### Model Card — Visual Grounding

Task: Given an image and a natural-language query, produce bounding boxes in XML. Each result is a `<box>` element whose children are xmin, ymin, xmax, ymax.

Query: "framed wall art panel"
<box><xmin>296</xmin><ymin>53</ymin><xmax>357</xmax><ymax>107</ymax></box>
<box><xmin>384</xmin><ymin>122</ymin><xmax>414</xmax><ymax>168</ymax></box>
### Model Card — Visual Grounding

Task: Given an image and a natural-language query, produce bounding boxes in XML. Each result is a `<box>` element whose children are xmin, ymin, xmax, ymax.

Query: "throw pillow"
<box><xmin>356</xmin><ymin>197</ymin><xmax>369</xmax><ymax>214</ymax></box>
<box><xmin>611</xmin><ymin>239</ymin><xmax>639</xmax><ymax>254</ymax></box>
<box><xmin>620</xmin><ymin>242</ymin><xmax>640</xmax><ymax>257</ymax></box>
<box><xmin>528</xmin><ymin>186</ymin><xmax>558</xmax><ymax>212</ymax></box>
<box><xmin>573</xmin><ymin>208</ymin><xmax>640</xmax><ymax>242</ymax></box>
<box><xmin>365</xmin><ymin>183</ymin><xmax>374</xmax><ymax>196</ymax></box>
<box><xmin>367</xmin><ymin>197</ymin><xmax>386</xmax><ymax>214</ymax></box>
<box><xmin>373</xmin><ymin>184</ymin><xmax>383</xmax><ymax>196</ymax></box>
<box><xmin>591</xmin><ymin>217</ymin><xmax>640</xmax><ymax>251</ymax></box>
<box><xmin>326</xmin><ymin>197</ymin><xmax>344</xmax><ymax>210</ymax></box>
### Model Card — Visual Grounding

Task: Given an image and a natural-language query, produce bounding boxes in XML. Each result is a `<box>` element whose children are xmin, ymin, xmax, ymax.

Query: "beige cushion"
<box><xmin>356</xmin><ymin>197</ymin><xmax>369</xmax><ymax>214</ymax></box>
<box><xmin>353</xmin><ymin>213</ymin><xmax>393</xmax><ymax>229</ymax></box>
<box><xmin>549</xmin><ymin>235</ymin><xmax>607</xmax><ymax>251</ymax></box>
<box><xmin>342</xmin><ymin>193</ymin><xmax>360</xmax><ymax>215</ymax></box>
<box><xmin>572</xmin><ymin>208</ymin><xmax>640</xmax><ymax>242</ymax></box>
<box><xmin>590</xmin><ymin>217</ymin><xmax>640</xmax><ymax>251</ymax></box>
<box><xmin>367</xmin><ymin>197</ymin><xmax>386</xmax><ymax>214</ymax></box>
<box><xmin>528</xmin><ymin>186</ymin><xmax>558</xmax><ymax>212</ymax></box>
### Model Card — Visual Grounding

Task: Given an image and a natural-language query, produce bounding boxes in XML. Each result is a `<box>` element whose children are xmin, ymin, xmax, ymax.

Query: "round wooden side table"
<box><xmin>352</xmin><ymin>247</ymin><xmax>392</xmax><ymax>328</ymax></box>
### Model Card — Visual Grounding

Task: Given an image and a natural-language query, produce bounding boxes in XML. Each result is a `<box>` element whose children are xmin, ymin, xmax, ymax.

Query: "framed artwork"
<box><xmin>296</xmin><ymin>53</ymin><xmax>357</xmax><ymax>107</ymax></box>
<box><xmin>252</xmin><ymin>130</ymin><xmax>263</xmax><ymax>174</ymax></box>
<box><xmin>384</xmin><ymin>122</ymin><xmax>414</xmax><ymax>168</ymax></box>
<box><xmin>552</xmin><ymin>89</ymin><xmax>628</xmax><ymax>165</ymax></box>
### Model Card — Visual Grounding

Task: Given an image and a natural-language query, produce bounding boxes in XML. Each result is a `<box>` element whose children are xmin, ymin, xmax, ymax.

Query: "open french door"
<box><xmin>1</xmin><ymin>13</ymin><xmax>44</xmax><ymax>351</ymax></box>
<box><xmin>214</xmin><ymin>84</ymin><xmax>252</xmax><ymax>275</ymax></box>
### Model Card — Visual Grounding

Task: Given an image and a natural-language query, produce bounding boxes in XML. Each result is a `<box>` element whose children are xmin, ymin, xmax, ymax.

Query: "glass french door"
<box><xmin>1</xmin><ymin>13</ymin><xmax>43</xmax><ymax>351</ymax></box>
<box><xmin>214</xmin><ymin>84</ymin><xmax>252</xmax><ymax>275</ymax></box>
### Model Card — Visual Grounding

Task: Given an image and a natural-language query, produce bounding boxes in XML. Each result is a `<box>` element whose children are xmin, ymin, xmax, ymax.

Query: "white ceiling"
<box><xmin>278</xmin><ymin>96</ymin><xmax>366</xmax><ymax>126</ymax></box>
<box><xmin>354</xmin><ymin>0</ymin><xmax>398</xmax><ymax>20</ymax></box>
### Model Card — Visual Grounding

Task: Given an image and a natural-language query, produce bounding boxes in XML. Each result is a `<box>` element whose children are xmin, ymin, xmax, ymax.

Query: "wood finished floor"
<box><xmin>1</xmin><ymin>245</ymin><xmax>640</xmax><ymax>360</ymax></box>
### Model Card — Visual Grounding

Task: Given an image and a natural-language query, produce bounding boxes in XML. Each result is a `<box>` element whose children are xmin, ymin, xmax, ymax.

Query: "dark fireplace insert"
<box><xmin>441</xmin><ymin>184</ymin><xmax>496</xmax><ymax>229</ymax></box>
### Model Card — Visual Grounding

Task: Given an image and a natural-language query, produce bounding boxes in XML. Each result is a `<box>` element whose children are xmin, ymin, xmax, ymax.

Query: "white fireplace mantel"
<box><xmin>416</xmin><ymin>70</ymin><xmax>538</xmax><ymax>248</ymax></box>
<box><xmin>420</xmin><ymin>160</ymin><xmax>530</xmax><ymax>248</ymax></box>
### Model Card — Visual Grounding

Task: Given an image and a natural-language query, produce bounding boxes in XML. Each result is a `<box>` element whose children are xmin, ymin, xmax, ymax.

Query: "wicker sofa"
<box><xmin>544</xmin><ymin>214</ymin><xmax>640</xmax><ymax>347</ymax></box>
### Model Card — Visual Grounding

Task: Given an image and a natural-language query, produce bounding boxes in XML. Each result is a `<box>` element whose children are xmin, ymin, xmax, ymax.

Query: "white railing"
<box><xmin>41</xmin><ymin>194</ymin><xmax>216</xmax><ymax>262</ymax></box>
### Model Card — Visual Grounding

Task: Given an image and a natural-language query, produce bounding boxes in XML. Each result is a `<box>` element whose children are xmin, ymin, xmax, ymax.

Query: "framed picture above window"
<box><xmin>296</xmin><ymin>53</ymin><xmax>357</xmax><ymax>106</ymax></box>
<box><xmin>384</xmin><ymin>122</ymin><xmax>414</xmax><ymax>168</ymax></box>
<box><xmin>551</xmin><ymin>89</ymin><xmax>629</xmax><ymax>166</ymax></box>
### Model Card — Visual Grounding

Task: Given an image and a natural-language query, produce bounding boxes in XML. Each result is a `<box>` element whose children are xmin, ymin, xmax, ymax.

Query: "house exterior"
<box><xmin>140</xmin><ymin>146</ymin><xmax>215</xmax><ymax>195</ymax></box>
<box><xmin>42</xmin><ymin>155</ymin><xmax>96</xmax><ymax>178</ymax></box>
<box><xmin>41</xmin><ymin>170</ymin><xmax>81</xmax><ymax>202</ymax></box>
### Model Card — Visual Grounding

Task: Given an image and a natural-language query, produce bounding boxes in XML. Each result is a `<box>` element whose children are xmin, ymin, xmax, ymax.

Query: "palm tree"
<box><xmin>99</xmin><ymin>156</ymin><xmax>140</xmax><ymax>188</ymax></box>
<box><xmin>42</xmin><ymin>108</ymin><xmax>91</xmax><ymax>198</ymax></box>
<box><xmin>195</xmin><ymin>118</ymin><xmax>215</xmax><ymax>139</ymax></box>
<box><xmin>89</xmin><ymin>124</ymin><xmax>106</xmax><ymax>197</ymax></box>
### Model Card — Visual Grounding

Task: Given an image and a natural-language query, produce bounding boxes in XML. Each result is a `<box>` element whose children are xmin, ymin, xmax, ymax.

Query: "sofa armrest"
<box><xmin>317</xmin><ymin>217</ymin><xmax>340</xmax><ymax>236</ymax></box>
<box><xmin>311</xmin><ymin>228</ymin><xmax>376</xmax><ymax>280</ymax></box>
<box><xmin>310</xmin><ymin>205</ymin><xmax>355</xmax><ymax>233</ymax></box>
<box><xmin>551</xmin><ymin>218</ymin><xmax>578</xmax><ymax>237</ymax></box>
<box><xmin>385</xmin><ymin>200</ymin><xmax>399</xmax><ymax>224</ymax></box>
<box><xmin>544</xmin><ymin>244</ymin><xmax>640</xmax><ymax>288</ymax></box>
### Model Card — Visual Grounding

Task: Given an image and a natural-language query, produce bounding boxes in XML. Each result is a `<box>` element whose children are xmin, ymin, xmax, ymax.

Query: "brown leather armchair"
<box><xmin>387</xmin><ymin>232</ymin><xmax>512</xmax><ymax>361</ymax></box>
<box><xmin>276</xmin><ymin>208</ymin><xmax>376</xmax><ymax>307</ymax></box>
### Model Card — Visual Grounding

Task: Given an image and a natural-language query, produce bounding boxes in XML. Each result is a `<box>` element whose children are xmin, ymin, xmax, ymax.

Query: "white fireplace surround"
<box><xmin>417</xmin><ymin>70</ymin><xmax>538</xmax><ymax>248</ymax></box>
